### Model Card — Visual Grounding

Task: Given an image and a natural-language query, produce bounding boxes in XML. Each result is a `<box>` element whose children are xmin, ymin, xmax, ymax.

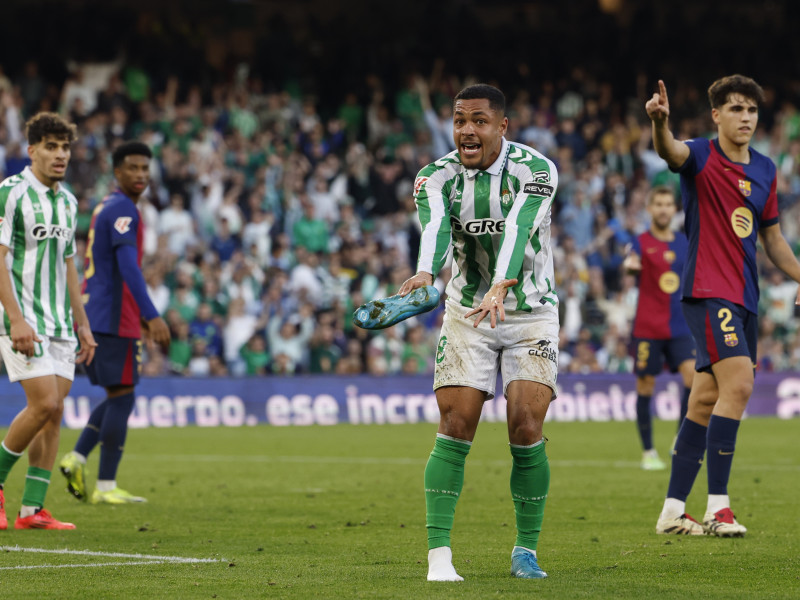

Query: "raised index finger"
<box><xmin>658</xmin><ymin>79</ymin><xmax>668</xmax><ymax>102</ymax></box>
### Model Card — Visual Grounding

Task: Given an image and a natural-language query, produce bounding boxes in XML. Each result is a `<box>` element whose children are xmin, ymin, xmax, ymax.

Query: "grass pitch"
<box><xmin>0</xmin><ymin>417</ymin><xmax>798</xmax><ymax>599</ymax></box>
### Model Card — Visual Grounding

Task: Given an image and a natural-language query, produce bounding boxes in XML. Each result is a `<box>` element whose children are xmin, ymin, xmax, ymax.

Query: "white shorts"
<box><xmin>0</xmin><ymin>335</ymin><xmax>77</xmax><ymax>383</ymax></box>
<box><xmin>433</xmin><ymin>299</ymin><xmax>559</xmax><ymax>399</ymax></box>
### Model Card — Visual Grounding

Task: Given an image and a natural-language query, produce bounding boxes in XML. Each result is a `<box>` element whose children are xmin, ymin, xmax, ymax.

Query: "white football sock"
<box><xmin>96</xmin><ymin>480</ymin><xmax>116</xmax><ymax>492</ymax></box>
<box><xmin>660</xmin><ymin>497</ymin><xmax>686</xmax><ymax>520</ymax></box>
<box><xmin>427</xmin><ymin>546</ymin><xmax>463</xmax><ymax>582</ymax></box>
<box><xmin>706</xmin><ymin>494</ymin><xmax>729</xmax><ymax>515</ymax></box>
<box><xmin>20</xmin><ymin>505</ymin><xmax>39</xmax><ymax>518</ymax></box>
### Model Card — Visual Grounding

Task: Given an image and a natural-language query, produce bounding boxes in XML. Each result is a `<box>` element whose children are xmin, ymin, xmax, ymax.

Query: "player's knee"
<box><xmin>636</xmin><ymin>376</ymin><xmax>655</xmax><ymax>396</ymax></box>
<box><xmin>30</xmin><ymin>396</ymin><xmax>62</xmax><ymax>424</ymax></box>
<box><xmin>507</xmin><ymin>418</ymin><xmax>543</xmax><ymax>446</ymax></box>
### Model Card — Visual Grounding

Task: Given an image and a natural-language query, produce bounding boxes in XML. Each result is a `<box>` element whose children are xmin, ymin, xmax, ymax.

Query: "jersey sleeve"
<box><xmin>413</xmin><ymin>164</ymin><xmax>452</xmax><ymax>276</ymax></box>
<box><xmin>0</xmin><ymin>185</ymin><xmax>19</xmax><ymax>250</ymax></box>
<box><xmin>630</xmin><ymin>234</ymin><xmax>642</xmax><ymax>256</ymax></box>
<box><xmin>106</xmin><ymin>201</ymin><xmax>139</xmax><ymax>248</ymax></box>
<box><xmin>672</xmin><ymin>138</ymin><xmax>707</xmax><ymax>175</ymax></box>
<box><xmin>493</xmin><ymin>159</ymin><xmax>558</xmax><ymax>283</ymax></box>
<box><xmin>759</xmin><ymin>166</ymin><xmax>780</xmax><ymax>228</ymax></box>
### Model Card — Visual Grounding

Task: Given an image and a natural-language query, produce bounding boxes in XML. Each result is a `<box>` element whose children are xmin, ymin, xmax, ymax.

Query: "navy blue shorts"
<box><xmin>681</xmin><ymin>298</ymin><xmax>757</xmax><ymax>372</ymax></box>
<box><xmin>85</xmin><ymin>333</ymin><xmax>142</xmax><ymax>387</ymax></box>
<box><xmin>633</xmin><ymin>335</ymin><xmax>695</xmax><ymax>376</ymax></box>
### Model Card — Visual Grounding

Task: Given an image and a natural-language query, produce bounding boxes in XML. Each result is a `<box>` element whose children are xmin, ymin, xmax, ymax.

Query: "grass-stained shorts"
<box><xmin>0</xmin><ymin>334</ymin><xmax>77</xmax><ymax>382</ymax></box>
<box><xmin>433</xmin><ymin>299</ymin><xmax>559</xmax><ymax>400</ymax></box>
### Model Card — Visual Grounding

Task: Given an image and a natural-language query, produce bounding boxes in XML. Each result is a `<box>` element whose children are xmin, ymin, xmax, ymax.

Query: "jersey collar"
<box><xmin>22</xmin><ymin>166</ymin><xmax>62</xmax><ymax>196</ymax></box>
<box><xmin>463</xmin><ymin>137</ymin><xmax>509</xmax><ymax>179</ymax></box>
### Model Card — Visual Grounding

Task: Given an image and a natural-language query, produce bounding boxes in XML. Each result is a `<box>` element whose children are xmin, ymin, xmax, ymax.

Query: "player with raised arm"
<box><xmin>59</xmin><ymin>141</ymin><xmax>170</xmax><ymax>505</ymax></box>
<box><xmin>623</xmin><ymin>185</ymin><xmax>695</xmax><ymax>471</ymax></box>
<box><xmin>398</xmin><ymin>84</ymin><xmax>559</xmax><ymax>581</ymax></box>
<box><xmin>647</xmin><ymin>76</ymin><xmax>800</xmax><ymax>536</ymax></box>
<box><xmin>0</xmin><ymin>112</ymin><xmax>96</xmax><ymax>530</ymax></box>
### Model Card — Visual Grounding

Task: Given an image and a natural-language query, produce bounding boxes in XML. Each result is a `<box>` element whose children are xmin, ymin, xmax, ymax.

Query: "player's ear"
<box><xmin>711</xmin><ymin>108</ymin><xmax>720</xmax><ymax>125</ymax></box>
<box><xmin>499</xmin><ymin>116</ymin><xmax>508</xmax><ymax>136</ymax></box>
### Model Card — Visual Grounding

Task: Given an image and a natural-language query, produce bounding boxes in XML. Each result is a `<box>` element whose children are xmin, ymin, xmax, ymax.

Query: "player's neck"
<box><xmin>649</xmin><ymin>226</ymin><xmax>674</xmax><ymax>241</ymax></box>
<box><xmin>717</xmin><ymin>136</ymin><xmax>750</xmax><ymax>164</ymax></box>
<box><xmin>31</xmin><ymin>166</ymin><xmax>59</xmax><ymax>192</ymax></box>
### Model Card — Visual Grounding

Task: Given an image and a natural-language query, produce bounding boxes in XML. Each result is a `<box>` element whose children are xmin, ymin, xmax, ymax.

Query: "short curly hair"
<box><xmin>25</xmin><ymin>112</ymin><xmax>77</xmax><ymax>145</ymax></box>
<box><xmin>707</xmin><ymin>75</ymin><xmax>765</xmax><ymax>109</ymax></box>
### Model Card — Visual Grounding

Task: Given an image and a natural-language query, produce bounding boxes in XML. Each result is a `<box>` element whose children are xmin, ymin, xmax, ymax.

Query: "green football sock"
<box><xmin>510</xmin><ymin>440</ymin><xmax>550</xmax><ymax>551</ymax></box>
<box><xmin>0</xmin><ymin>441</ymin><xmax>23</xmax><ymax>486</ymax></box>
<box><xmin>424</xmin><ymin>434</ymin><xmax>471</xmax><ymax>550</ymax></box>
<box><xmin>21</xmin><ymin>467</ymin><xmax>51</xmax><ymax>509</ymax></box>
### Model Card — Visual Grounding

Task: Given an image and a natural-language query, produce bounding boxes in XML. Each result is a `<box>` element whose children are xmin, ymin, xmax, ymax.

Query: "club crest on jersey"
<box><xmin>114</xmin><ymin>216</ymin><xmax>133</xmax><ymax>234</ymax></box>
<box><xmin>501</xmin><ymin>189</ymin><xmax>513</xmax><ymax>205</ymax></box>
<box><xmin>730</xmin><ymin>207</ymin><xmax>753</xmax><ymax>238</ymax></box>
<box><xmin>663</xmin><ymin>250</ymin><xmax>676</xmax><ymax>264</ymax></box>
<box><xmin>738</xmin><ymin>179</ymin><xmax>752</xmax><ymax>197</ymax></box>
<box><xmin>724</xmin><ymin>333</ymin><xmax>739</xmax><ymax>347</ymax></box>
<box><xmin>413</xmin><ymin>176</ymin><xmax>429</xmax><ymax>198</ymax></box>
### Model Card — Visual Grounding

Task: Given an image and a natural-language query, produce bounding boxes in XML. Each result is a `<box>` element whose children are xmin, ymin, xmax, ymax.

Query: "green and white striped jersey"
<box><xmin>0</xmin><ymin>167</ymin><xmax>78</xmax><ymax>338</ymax></box>
<box><xmin>414</xmin><ymin>138</ymin><xmax>558</xmax><ymax>311</ymax></box>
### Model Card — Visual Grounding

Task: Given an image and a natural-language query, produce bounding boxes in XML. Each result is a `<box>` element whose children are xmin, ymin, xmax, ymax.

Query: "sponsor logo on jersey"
<box><xmin>658</xmin><ymin>271</ymin><xmax>680</xmax><ymax>294</ymax></box>
<box><xmin>724</xmin><ymin>332</ymin><xmax>739</xmax><ymax>347</ymax></box>
<box><xmin>523</xmin><ymin>182</ymin><xmax>554</xmax><ymax>197</ymax></box>
<box><xmin>114</xmin><ymin>216</ymin><xmax>133</xmax><ymax>234</ymax></box>
<box><xmin>531</xmin><ymin>170</ymin><xmax>551</xmax><ymax>183</ymax></box>
<box><xmin>413</xmin><ymin>176</ymin><xmax>429</xmax><ymax>197</ymax></box>
<box><xmin>30</xmin><ymin>223</ymin><xmax>71</xmax><ymax>241</ymax></box>
<box><xmin>528</xmin><ymin>339</ymin><xmax>557</xmax><ymax>363</ymax></box>
<box><xmin>738</xmin><ymin>179</ymin><xmax>752</xmax><ymax>197</ymax></box>
<box><xmin>730</xmin><ymin>207</ymin><xmax>753</xmax><ymax>238</ymax></box>
<box><xmin>450</xmin><ymin>216</ymin><xmax>505</xmax><ymax>235</ymax></box>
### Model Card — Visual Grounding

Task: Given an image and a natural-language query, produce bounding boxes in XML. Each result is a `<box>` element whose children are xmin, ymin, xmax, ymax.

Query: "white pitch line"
<box><xmin>0</xmin><ymin>545</ymin><xmax>223</xmax><ymax>564</ymax></box>
<box><xmin>0</xmin><ymin>561</ymin><xmax>174</xmax><ymax>571</ymax></box>
<box><xmin>143</xmin><ymin>454</ymin><xmax>800</xmax><ymax>471</ymax></box>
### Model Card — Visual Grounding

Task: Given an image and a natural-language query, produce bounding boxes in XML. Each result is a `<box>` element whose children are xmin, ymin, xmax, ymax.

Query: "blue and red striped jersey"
<box><xmin>676</xmin><ymin>138</ymin><xmax>779</xmax><ymax>314</ymax></box>
<box><xmin>82</xmin><ymin>190</ymin><xmax>145</xmax><ymax>338</ymax></box>
<box><xmin>631</xmin><ymin>231</ymin><xmax>691</xmax><ymax>339</ymax></box>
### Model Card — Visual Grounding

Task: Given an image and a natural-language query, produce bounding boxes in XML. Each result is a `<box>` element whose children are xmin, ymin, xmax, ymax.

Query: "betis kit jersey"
<box><xmin>413</xmin><ymin>137</ymin><xmax>558</xmax><ymax>311</ymax></box>
<box><xmin>0</xmin><ymin>166</ymin><xmax>78</xmax><ymax>338</ymax></box>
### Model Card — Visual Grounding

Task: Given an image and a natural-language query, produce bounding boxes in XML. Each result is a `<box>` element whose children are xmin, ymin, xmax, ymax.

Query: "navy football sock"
<box><xmin>98</xmin><ymin>392</ymin><xmax>136</xmax><ymax>481</ymax></box>
<box><xmin>74</xmin><ymin>400</ymin><xmax>109</xmax><ymax>457</ymax></box>
<box><xmin>666</xmin><ymin>418</ymin><xmax>707</xmax><ymax>501</ymax></box>
<box><xmin>635</xmin><ymin>394</ymin><xmax>653</xmax><ymax>450</ymax></box>
<box><xmin>677</xmin><ymin>386</ymin><xmax>690</xmax><ymax>431</ymax></box>
<box><xmin>706</xmin><ymin>415</ymin><xmax>740</xmax><ymax>495</ymax></box>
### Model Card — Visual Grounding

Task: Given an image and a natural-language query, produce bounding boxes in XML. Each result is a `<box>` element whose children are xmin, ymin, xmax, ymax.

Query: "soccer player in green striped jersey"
<box><xmin>398</xmin><ymin>84</ymin><xmax>559</xmax><ymax>581</ymax></box>
<box><xmin>0</xmin><ymin>112</ymin><xmax>97</xmax><ymax>530</ymax></box>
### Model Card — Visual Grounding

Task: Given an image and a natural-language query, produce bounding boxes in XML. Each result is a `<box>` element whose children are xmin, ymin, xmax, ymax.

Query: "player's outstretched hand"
<box><xmin>645</xmin><ymin>79</ymin><xmax>670</xmax><ymax>124</ymax></box>
<box><xmin>398</xmin><ymin>271</ymin><xmax>434</xmax><ymax>297</ymax></box>
<box><xmin>75</xmin><ymin>324</ymin><xmax>98</xmax><ymax>366</ymax></box>
<box><xmin>145</xmin><ymin>316</ymin><xmax>171</xmax><ymax>352</ymax></box>
<box><xmin>464</xmin><ymin>278</ymin><xmax>518</xmax><ymax>329</ymax></box>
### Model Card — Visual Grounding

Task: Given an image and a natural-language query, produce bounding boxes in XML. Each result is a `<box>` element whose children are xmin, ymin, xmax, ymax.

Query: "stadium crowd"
<box><xmin>1</xmin><ymin>57</ymin><xmax>800</xmax><ymax>378</ymax></box>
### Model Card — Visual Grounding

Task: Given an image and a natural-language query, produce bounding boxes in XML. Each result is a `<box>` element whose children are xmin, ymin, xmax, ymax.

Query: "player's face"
<box><xmin>648</xmin><ymin>192</ymin><xmax>676</xmax><ymax>231</ymax></box>
<box><xmin>115</xmin><ymin>154</ymin><xmax>151</xmax><ymax>199</ymax></box>
<box><xmin>453</xmin><ymin>98</ymin><xmax>508</xmax><ymax>170</ymax></box>
<box><xmin>28</xmin><ymin>135</ymin><xmax>71</xmax><ymax>188</ymax></box>
<box><xmin>712</xmin><ymin>93</ymin><xmax>758</xmax><ymax>148</ymax></box>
